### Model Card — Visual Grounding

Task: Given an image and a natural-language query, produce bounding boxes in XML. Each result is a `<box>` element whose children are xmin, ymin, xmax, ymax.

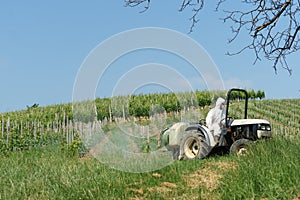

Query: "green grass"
<box><xmin>218</xmin><ymin>136</ymin><xmax>300</xmax><ymax>200</ymax></box>
<box><xmin>1</xmin><ymin>97</ymin><xmax>300</xmax><ymax>199</ymax></box>
<box><xmin>0</xmin><ymin>136</ymin><xmax>299</xmax><ymax>199</ymax></box>
<box><xmin>0</xmin><ymin>145</ymin><xmax>203</xmax><ymax>199</ymax></box>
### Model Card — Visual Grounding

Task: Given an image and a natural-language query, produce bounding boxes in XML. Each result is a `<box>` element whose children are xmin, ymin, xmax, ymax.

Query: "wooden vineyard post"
<box><xmin>144</xmin><ymin>126</ymin><xmax>149</xmax><ymax>153</ymax></box>
<box><xmin>122</xmin><ymin>106</ymin><xmax>126</xmax><ymax>123</ymax></box>
<box><xmin>6</xmin><ymin>117</ymin><xmax>10</xmax><ymax>147</ymax></box>
<box><xmin>79</xmin><ymin>121</ymin><xmax>83</xmax><ymax>138</ymax></box>
<box><xmin>67</xmin><ymin>118</ymin><xmax>69</xmax><ymax>145</ymax></box>
<box><xmin>69</xmin><ymin>120</ymin><xmax>73</xmax><ymax>143</ymax></box>
<box><xmin>40</xmin><ymin>121</ymin><xmax>43</xmax><ymax>137</ymax></box>
<box><xmin>47</xmin><ymin>122</ymin><xmax>50</xmax><ymax>135</ymax></box>
<box><xmin>26</xmin><ymin>121</ymin><xmax>29</xmax><ymax>137</ymax></box>
<box><xmin>38</xmin><ymin>121</ymin><xmax>40</xmax><ymax>138</ymax></box>
<box><xmin>33</xmin><ymin>121</ymin><xmax>37</xmax><ymax>140</ymax></box>
<box><xmin>63</xmin><ymin>111</ymin><xmax>66</xmax><ymax>136</ymax></box>
<box><xmin>109</xmin><ymin>105</ymin><xmax>112</xmax><ymax>123</ymax></box>
<box><xmin>20</xmin><ymin>120</ymin><xmax>23</xmax><ymax>137</ymax></box>
<box><xmin>1</xmin><ymin>115</ymin><xmax>3</xmax><ymax>139</ymax></box>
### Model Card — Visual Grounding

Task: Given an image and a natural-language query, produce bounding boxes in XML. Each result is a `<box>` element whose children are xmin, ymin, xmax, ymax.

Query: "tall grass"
<box><xmin>218</xmin><ymin>136</ymin><xmax>300</xmax><ymax>199</ymax></box>
<box><xmin>1</xmin><ymin>136</ymin><xmax>299</xmax><ymax>199</ymax></box>
<box><xmin>0</xmin><ymin>145</ymin><xmax>205</xmax><ymax>199</ymax></box>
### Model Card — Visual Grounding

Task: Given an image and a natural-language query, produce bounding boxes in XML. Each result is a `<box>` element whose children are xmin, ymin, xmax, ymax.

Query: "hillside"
<box><xmin>0</xmin><ymin>96</ymin><xmax>299</xmax><ymax>199</ymax></box>
<box><xmin>1</xmin><ymin>94</ymin><xmax>299</xmax><ymax>152</ymax></box>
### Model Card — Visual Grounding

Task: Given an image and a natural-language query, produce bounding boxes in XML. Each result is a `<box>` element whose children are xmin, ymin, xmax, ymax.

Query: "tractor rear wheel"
<box><xmin>230</xmin><ymin>139</ymin><xmax>253</xmax><ymax>156</ymax></box>
<box><xmin>179</xmin><ymin>130</ymin><xmax>209</xmax><ymax>160</ymax></box>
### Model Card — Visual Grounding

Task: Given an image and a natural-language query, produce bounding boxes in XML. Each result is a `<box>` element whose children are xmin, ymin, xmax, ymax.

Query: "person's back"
<box><xmin>206</xmin><ymin>98</ymin><xmax>225</xmax><ymax>141</ymax></box>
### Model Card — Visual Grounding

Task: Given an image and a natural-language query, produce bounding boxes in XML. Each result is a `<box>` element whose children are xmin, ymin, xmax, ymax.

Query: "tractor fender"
<box><xmin>185</xmin><ymin>125</ymin><xmax>215</xmax><ymax>147</ymax></box>
<box><xmin>165</xmin><ymin>122</ymin><xmax>189</xmax><ymax>146</ymax></box>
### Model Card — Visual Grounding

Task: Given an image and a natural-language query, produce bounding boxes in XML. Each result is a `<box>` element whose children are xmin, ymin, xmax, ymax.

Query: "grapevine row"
<box><xmin>0</xmin><ymin>89</ymin><xmax>269</xmax><ymax>152</ymax></box>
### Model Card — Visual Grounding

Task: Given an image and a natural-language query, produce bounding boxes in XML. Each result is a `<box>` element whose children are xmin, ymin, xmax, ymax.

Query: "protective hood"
<box><xmin>216</xmin><ymin>97</ymin><xmax>225</xmax><ymax>109</ymax></box>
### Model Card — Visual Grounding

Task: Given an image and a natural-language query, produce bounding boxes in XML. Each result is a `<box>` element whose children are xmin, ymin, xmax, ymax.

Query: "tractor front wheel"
<box><xmin>179</xmin><ymin>130</ymin><xmax>208</xmax><ymax>160</ymax></box>
<box><xmin>230</xmin><ymin>139</ymin><xmax>253</xmax><ymax>156</ymax></box>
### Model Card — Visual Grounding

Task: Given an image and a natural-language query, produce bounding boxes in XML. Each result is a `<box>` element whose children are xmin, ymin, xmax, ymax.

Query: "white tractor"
<box><xmin>160</xmin><ymin>88</ymin><xmax>272</xmax><ymax>159</ymax></box>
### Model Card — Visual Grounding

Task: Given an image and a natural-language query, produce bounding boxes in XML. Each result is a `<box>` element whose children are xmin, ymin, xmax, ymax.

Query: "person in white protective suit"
<box><xmin>206</xmin><ymin>97</ymin><xmax>226</xmax><ymax>141</ymax></box>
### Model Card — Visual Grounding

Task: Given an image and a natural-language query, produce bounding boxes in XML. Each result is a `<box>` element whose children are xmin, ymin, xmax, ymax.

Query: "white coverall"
<box><xmin>205</xmin><ymin>98</ymin><xmax>226</xmax><ymax>138</ymax></box>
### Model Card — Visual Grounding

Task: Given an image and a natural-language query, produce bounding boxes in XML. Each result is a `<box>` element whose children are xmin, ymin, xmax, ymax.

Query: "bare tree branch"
<box><xmin>124</xmin><ymin>0</ymin><xmax>300</xmax><ymax>74</ymax></box>
<box><xmin>254</xmin><ymin>0</ymin><xmax>291</xmax><ymax>37</ymax></box>
<box><xmin>178</xmin><ymin>0</ymin><xmax>205</xmax><ymax>33</ymax></box>
<box><xmin>220</xmin><ymin>0</ymin><xmax>299</xmax><ymax>75</ymax></box>
<box><xmin>124</xmin><ymin>0</ymin><xmax>150</xmax><ymax>13</ymax></box>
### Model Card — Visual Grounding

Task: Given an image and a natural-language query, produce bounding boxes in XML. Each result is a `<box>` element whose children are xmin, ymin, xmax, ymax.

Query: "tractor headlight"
<box><xmin>258</xmin><ymin>124</ymin><xmax>271</xmax><ymax>131</ymax></box>
<box><xmin>257</xmin><ymin>124</ymin><xmax>262</xmax><ymax>129</ymax></box>
<box><xmin>257</xmin><ymin>124</ymin><xmax>272</xmax><ymax>138</ymax></box>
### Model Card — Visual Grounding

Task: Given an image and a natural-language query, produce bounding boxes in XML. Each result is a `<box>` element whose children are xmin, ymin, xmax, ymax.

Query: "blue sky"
<box><xmin>1</xmin><ymin>1</ymin><xmax>299</xmax><ymax>113</ymax></box>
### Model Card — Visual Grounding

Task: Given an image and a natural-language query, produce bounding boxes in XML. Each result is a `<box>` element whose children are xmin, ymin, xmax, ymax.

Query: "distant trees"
<box><xmin>248</xmin><ymin>89</ymin><xmax>265</xmax><ymax>100</ymax></box>
<box><xmin>230</xmin><ymin>89</ymin><xmax>266</xmax><ymax>101</ymax></box>
<box><xmin>257</xmin><ymin>90</ymin><xmax>266</xmax><ymax>100</ymax></box>
<box><xmin>249</xmin><ymin>89</ymin><xmax>257</xmax><ymax>100</ymax></box>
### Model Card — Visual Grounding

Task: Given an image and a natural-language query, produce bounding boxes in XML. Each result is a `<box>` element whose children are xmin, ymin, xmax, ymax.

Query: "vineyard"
<box><xmin>0</xmin><ymin>89</ymin><xmax>298</xmax><ymax>154</ymax></box>
<box><xmin>0</xmin><ymin>90</ymin><xmax>299</xmax><ymax>199</ymax></box>
<box><xmin>0</xmin><ymin>90</ymin><xmax>217</xmax><ymax>153</ymax></box>
<box><xmin>229</xmin><ymin>99</ymin><xmax>300</xmax><ymax>138</ymax></box>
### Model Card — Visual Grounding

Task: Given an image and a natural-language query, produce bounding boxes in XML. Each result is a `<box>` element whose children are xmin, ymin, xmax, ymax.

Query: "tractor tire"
<box><xmin>230</xmin><ymin>139</ymin><xmax>253</xmax><ymax>156</ymax></box>
<box><xmin>179</xmin><ymin>130</ymin><xmax>209</xmax><ymax>160</ymax></box>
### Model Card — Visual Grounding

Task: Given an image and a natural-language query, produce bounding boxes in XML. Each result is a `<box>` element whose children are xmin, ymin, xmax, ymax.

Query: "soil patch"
<box><xmin>185</xmin><ymin>160</ymin><xmax>237</xmax><ymax>192</ymax></box>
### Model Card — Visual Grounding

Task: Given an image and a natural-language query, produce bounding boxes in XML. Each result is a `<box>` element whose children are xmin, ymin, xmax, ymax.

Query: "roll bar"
<box><xmin>225</xmin><ymin>88</ymin><xmax>248</xmax><ymax>127</ymax></box>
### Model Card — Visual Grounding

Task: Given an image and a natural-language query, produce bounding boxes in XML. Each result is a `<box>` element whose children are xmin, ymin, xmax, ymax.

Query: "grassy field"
<box><xmin>0</xmin><ymin>136</ymin><xmax>299</xmax><ymax>200</ymax></box>
<box><xmin>0</xmin><ymin>98</ymin><xmax>300</xmax><ymax>199</ymax></box>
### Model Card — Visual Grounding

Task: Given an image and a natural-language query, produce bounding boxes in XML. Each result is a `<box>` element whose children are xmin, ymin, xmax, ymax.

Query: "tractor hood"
<box><xmin>231</xmin><ymin>119</ymin><xmax>270</xmax><ymax>126</ymax></box>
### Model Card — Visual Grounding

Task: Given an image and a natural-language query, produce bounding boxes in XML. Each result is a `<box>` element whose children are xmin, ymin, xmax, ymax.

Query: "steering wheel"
<box><xmin>221</xmin><ymin>117</ymin><xmax>234</xmax><ymax>126</ymax></box>
<box><xmin>226</xmin><ymin>117</ymin><xmax>234</xmax><ymax>126</ymax></box>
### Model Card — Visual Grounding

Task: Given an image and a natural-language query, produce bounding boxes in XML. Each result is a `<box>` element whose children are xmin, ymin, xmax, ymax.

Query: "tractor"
<box><xmin>160</xmin><ymin>88</ymin><xmax>272</xmax><ymax>159</ymax></box>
